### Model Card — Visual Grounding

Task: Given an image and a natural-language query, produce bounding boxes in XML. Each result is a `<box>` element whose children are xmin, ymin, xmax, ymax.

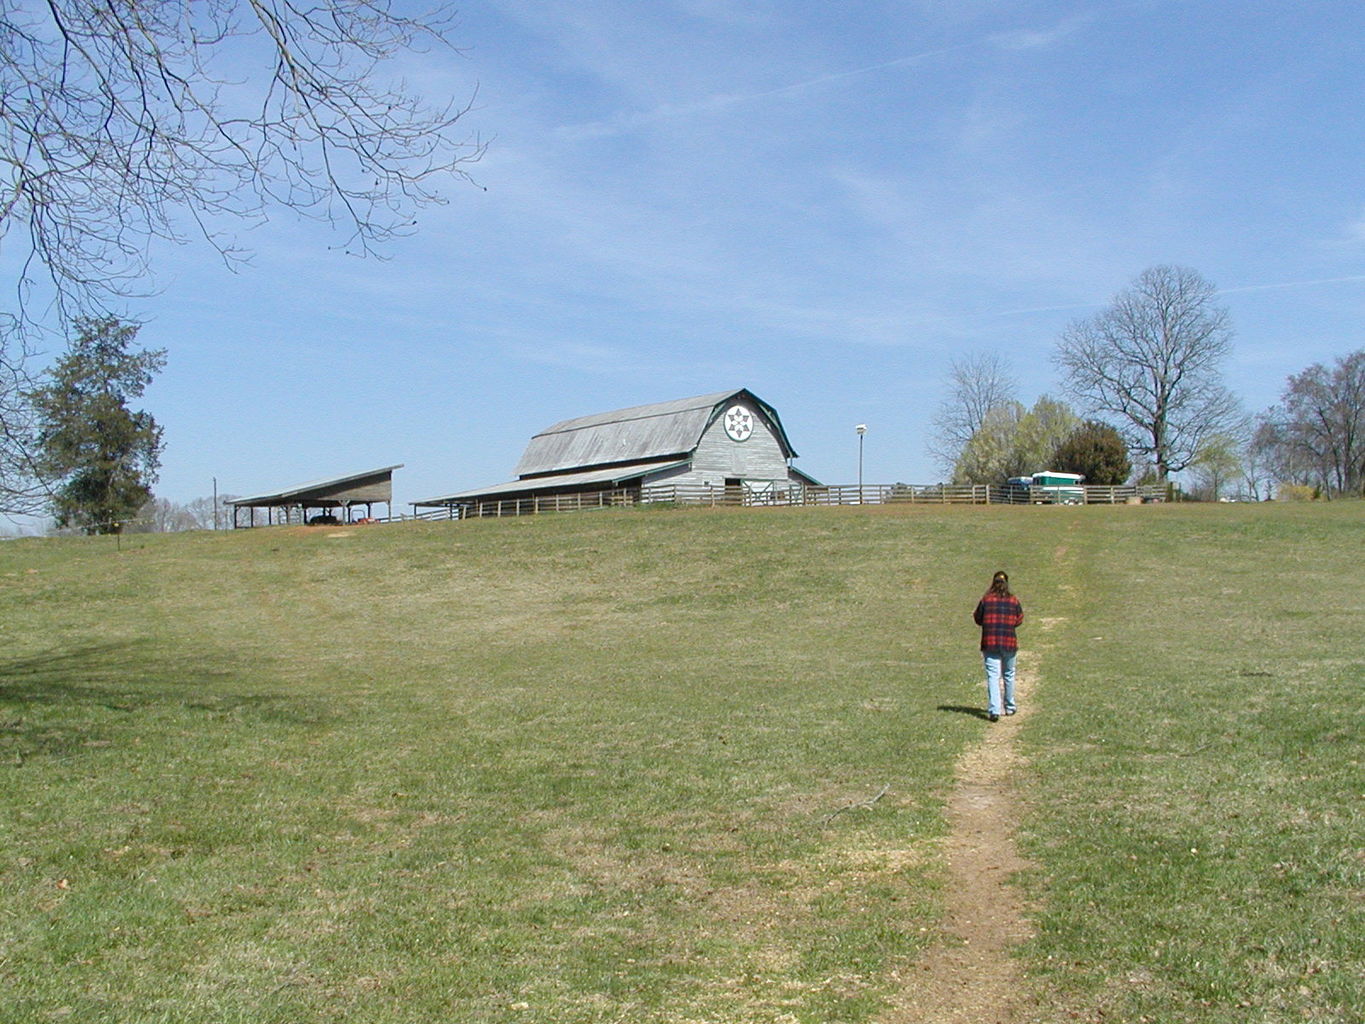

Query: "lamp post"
<box><xmin>855</xmin><ymin>424</ymin><xmax>867</xmax><ymax>503</ymax></box>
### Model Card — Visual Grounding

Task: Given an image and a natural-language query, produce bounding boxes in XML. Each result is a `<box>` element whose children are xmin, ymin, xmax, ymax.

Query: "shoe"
<box><xmin>988</xmin><ymin>713</ymin><xmax>1000</xmax><ymax>722</ymax></box>
<box><xmin>1005</xmin><ymin>709</ymin><xmax>1017</xmax><ymax>716</ymax></box>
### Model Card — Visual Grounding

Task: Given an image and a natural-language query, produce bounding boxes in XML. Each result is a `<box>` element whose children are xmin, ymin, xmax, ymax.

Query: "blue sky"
<box><xmin>43</xmin><ymin>1</ymin><xmax>1365</xmax><ymax>510</ymax></box>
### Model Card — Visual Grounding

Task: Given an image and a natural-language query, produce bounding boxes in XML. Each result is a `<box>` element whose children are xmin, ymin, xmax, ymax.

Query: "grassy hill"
<box><xmin>1</xmin><ymin>503</ymin><xmax>1360</xmax><ymax>1023</ymax></box>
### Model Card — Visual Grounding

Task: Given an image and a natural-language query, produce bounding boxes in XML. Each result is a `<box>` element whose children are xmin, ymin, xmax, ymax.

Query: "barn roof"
<box><xmin>514</xmin><ymin>388</ymin><xmax>795</xmax><ymax>478</ymax></box>
<box><xmin>230</xmin><ymin>465</ymin><xmax>403</xmax><ymax>507</ymax></box>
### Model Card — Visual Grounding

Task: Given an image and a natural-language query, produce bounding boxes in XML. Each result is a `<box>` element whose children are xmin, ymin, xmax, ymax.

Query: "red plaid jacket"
<box><xmin>974</xmin><ymin>593</ymin><xmax>1024</xmax><ymax>653</ymax></box>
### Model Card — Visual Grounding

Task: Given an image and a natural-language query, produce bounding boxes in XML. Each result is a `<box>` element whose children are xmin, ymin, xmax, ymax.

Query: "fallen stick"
<box><xmin>821</xmin><ymin>783</ymin><xmax>890</xmax><ymax>826</ymax></box>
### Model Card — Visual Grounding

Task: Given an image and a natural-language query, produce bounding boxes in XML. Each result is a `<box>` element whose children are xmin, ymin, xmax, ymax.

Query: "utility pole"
<box><xmin>856</xmin><ymin>424</ymin><xmax>867</xmax><ymax>503</ymax></box>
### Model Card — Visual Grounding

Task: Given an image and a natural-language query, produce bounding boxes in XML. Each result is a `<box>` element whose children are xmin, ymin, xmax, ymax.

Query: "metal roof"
<box><xmin>413</xmin><ymin>460</ymin><xmax>689</xmax><ymax>506</ymax></box>
<box><xmin>514</xmin><ymin>389</ymin><xmax>795</xmax><ymax>477</ymax></box>
<box><xmin>230</xmin><ymin>465</ymin><xmax>404</xmax><ymax>506</ymax></box>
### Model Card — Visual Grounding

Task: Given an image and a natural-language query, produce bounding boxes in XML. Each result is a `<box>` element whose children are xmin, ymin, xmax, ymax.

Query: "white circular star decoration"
<box><xmin>724</xmin><ymin>405</ymin><xmax>754</xmax><ymax>442</ymax></box>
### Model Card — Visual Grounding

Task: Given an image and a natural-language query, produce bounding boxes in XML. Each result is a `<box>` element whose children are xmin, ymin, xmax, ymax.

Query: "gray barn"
<box><xmin>414</xmin><ymin>389</ymin><xmax>817</xmax><ymax>514</ymax></box>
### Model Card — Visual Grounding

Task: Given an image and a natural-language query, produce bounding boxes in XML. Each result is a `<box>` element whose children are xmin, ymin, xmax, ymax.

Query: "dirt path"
<box><xmin>880</xmin><ymin>684</ymin><xmax>1038</xmax><ymax>1024</ymax></box>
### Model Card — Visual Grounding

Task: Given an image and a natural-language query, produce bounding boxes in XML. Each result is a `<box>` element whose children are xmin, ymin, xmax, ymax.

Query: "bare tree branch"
<box><xmin>0</xmin><ymin>317</ymin><xmax>50</xmax><ymax>516</ymax></box>
<box><xmin>1</xmin><ymin>0</ymin><xmax>486</xmax><ymax>327</ymax></box>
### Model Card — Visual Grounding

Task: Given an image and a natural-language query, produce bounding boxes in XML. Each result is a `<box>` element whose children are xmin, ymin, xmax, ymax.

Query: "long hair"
<box><xmin>988</xmin><ymin>570</ymin><xmax>1011</xmax><ymax>598</ymax></box>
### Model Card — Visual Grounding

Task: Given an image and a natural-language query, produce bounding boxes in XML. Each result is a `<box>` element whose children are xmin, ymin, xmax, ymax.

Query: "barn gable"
<box><xmin>685</xmin><ymin>398</ymin><xmax>793</xmax><ymax>487</ymax></box>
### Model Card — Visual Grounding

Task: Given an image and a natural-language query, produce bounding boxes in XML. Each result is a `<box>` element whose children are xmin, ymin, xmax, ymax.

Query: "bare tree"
<box><xmin>1</xmin><ymin>0</ymin><xmax>485</xmax><ymax>326</ymax></box>
<box><xmin>1260</xmin><ymin>349</ymin><xmax>1365</xmax><ymax>497</ymax></box>
<box><xmin>128</xmin><ymin>497</ymin><xmax>197</xmax><ymax>533</ymax></box>
<box><xmin>1252</xmin><ymin>415</ymin><xmax>1313</xmax><ymax>495</ymax></box>
<box><xmin>0</xmin><ymin>321</ymin><xmax>47</xmax><ymax>516</ymax></box>
<box><xmin>1055</xmin><ymin>266</ymin><xmax>1240</xmax><ymax>481</ymax></box>
<box><xmin>928</xmin><ymin>352</ymin><xmax>1017</xmax><ymax>476</ymax></box>
<box><xmin>185</xmin><ymin>493</ymin><xmax>240</xmax><ymax>530</ymax></box>
<box><xmin>127</xmin><ymin>493</ymin><xmax>241</xmax><ymax>531</ymax></box>
<box><xmin>1241</xmin><ymin>418</ymin><xmax>1278</xmax><ymax>501</ymax></box>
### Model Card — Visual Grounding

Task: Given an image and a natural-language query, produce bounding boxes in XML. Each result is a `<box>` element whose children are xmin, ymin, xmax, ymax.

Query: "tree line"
<box><xmin>932</xmin><ymin>266</ymin><xmax>1364</xmax><ymax>501</ymax></box>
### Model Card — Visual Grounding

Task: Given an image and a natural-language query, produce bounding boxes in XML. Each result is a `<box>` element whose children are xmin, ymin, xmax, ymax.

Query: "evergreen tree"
<box><xmin>1052</xmin><ymin>420</ymin><xmax>1133</xmax><ymax>485</ymax></box>
<box><xmin>30</xmin><ymin>318</ymin><xmax>166</xmax><ymax>533</ymax></box>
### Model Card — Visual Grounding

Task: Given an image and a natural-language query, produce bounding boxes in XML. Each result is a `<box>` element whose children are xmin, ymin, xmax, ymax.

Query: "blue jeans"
<box><xmin>983</xmin><ymin>650</ymin><xmax>1017</xmax><ymax>717</ymax></box>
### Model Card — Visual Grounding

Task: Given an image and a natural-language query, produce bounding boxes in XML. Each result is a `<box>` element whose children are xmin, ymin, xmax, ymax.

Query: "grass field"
<box><xmin>1</xmin><ymin>502</ymin><xmax>1360</xmax><ymax>1023</ymax></box>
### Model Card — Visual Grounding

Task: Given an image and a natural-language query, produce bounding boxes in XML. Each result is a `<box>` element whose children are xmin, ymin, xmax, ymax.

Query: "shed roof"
<box><xmin>230</xmin><ymin>465</ymin><xmax>403</xmax><ymax>507</ymax></box>
<box><xmin>413</xmin><ymin>460</ymin><xmax>689</xmax><ymax>506</ymax></box>
<box><xmin>514</xmin><ymin>388</ymin><xmax>795</xmax><ymax>478</ymax></box>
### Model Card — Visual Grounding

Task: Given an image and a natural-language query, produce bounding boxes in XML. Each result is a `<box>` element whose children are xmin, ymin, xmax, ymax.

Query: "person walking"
<box><xmin>973</xmin><ymin>570</ymin><xmax>1024</xmax><ymax>722</ymax></box>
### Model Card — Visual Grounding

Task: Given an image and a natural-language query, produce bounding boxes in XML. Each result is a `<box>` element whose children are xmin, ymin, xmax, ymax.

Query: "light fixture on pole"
<box><xmin>855</xmin><ymin>424</ymin><xmax>867</xmax><ymax>502</ymax></box>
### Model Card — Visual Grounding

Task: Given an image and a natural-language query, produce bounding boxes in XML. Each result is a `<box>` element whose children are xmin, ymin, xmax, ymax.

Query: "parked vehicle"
<box><xmin>1006</xmin><ymin>471</ymin><xmax>1086</xmax><ymax>504</ymax></box>
<box><xmin>1031</xmin><ymin>471</ymin><xmax>1086</xmax><ymax>504</ymax></box>
<box><xmin>1004</xmin><ymin>477</ymin><xmax>1035</xmax><ymax>503</ymax></box>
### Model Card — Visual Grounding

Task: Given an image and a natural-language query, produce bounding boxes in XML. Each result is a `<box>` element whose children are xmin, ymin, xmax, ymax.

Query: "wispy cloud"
<box><xmin>556</xmin><ymin>12</ymin><xmax>1091</xmax><ymax>142</ymax></box>
<box><xmin>512</xmin><ymin>339</ymin><xmax>629</xmax><ymax>371</ymax></box>
<box><xmin>1341</xmin><ymin>208</ymin><xmax>1365</xmax><ymax>243</ymax></box>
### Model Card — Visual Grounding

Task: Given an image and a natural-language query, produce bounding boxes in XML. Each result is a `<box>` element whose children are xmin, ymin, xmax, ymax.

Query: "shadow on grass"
<box><xmin>0</xmin><ymin>641</ymin><xmax>333</xmax><ymax>762</ymax></box>
<box><xmin>937</xmin><ymin>703</ymin><xmax>992</xmax><ymax>721</ymax></box>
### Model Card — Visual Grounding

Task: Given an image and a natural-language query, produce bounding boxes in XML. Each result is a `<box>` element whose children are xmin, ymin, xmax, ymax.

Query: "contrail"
<box><xmin>558</xmin><ymin>11</ymin><xmax>1094</xmax><ymax>141</ymax></box>
<box><xmin>1216</xmin><ymin>274</ymin><xmax>1365</xmax><ymax>295</ymax></box>
<box><xmin>734</xmin><ymin>43</ymin><xmax>978</xmax><ymax>101</ymax></box>
<box><xmin>558</xmin><ymin>42</ymin><xmax>975</xmax><ymax>139</ymax></box>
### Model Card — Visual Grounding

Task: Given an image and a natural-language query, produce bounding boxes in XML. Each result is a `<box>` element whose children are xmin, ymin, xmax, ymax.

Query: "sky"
<box><xmin>17</xmin><ymin>0</ymin><xmax>1365</xmax><ymax>515</ymax></box>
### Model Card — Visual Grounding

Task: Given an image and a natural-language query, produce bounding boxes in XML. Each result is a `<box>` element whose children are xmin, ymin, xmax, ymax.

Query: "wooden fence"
<box><xmin>642</xmin><ymin>482</ymin><xmax>1167</xmax><ymax>506</ymax></box>
<box><xmin>407</xmin><ymin>482</ymin><xmax>1170</xmax><ymax>520</ymax></box>
<box><xmin>409</xmin><ymin>489</ymin><xmax>638</xmax><ymax>521</ymax></box>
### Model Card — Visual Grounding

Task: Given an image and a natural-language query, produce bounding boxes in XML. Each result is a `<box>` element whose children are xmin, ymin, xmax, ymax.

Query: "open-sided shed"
<box><xmin>230</xmin><ymin>465</ymin><xmax>403</xmax><ymax>527</ymax></box>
